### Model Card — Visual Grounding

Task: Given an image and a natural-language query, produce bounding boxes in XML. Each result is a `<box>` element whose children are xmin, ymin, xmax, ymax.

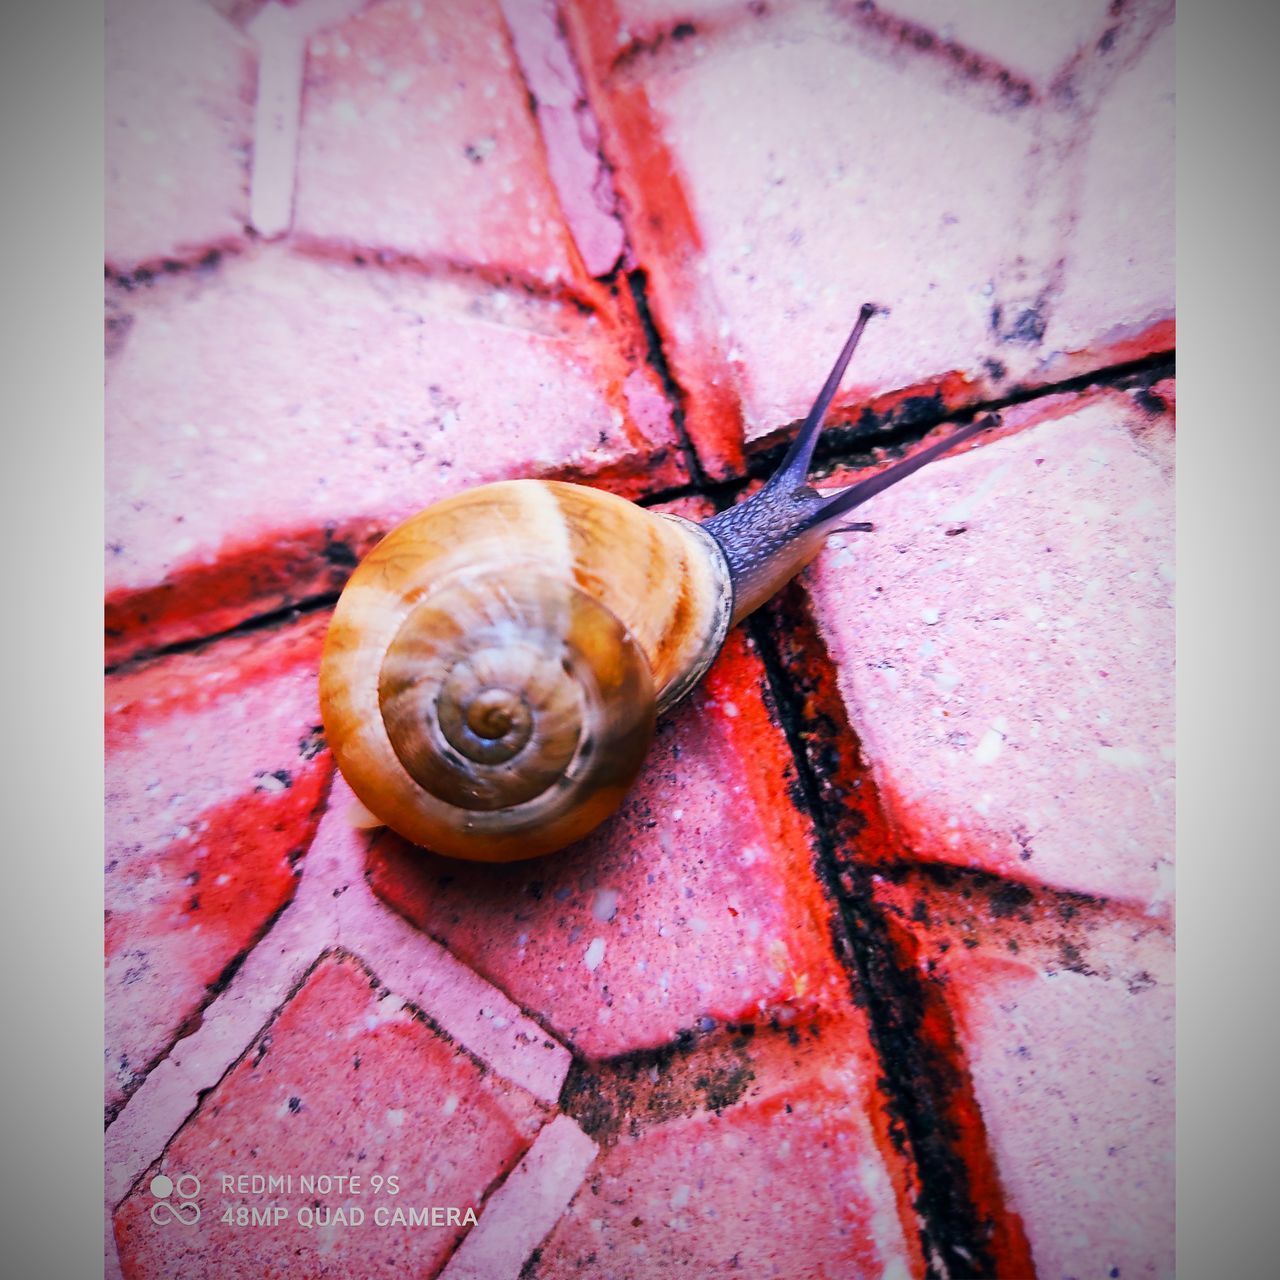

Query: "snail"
<box><xmin>319</xmin><ymin>305</ymin><xmax>998</xmax><ymax>861</ymax></box>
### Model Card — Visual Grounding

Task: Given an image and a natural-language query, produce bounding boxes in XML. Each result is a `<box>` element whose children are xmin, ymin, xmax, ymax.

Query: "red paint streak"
<box><xmin>765</xmin><ymin>581</ymin><xmax>909</xmax><ymax>868</ymax></box>
<box><xmin>105</xmin><ymin>617</ymin><xmax>333</xmax><ymax>1105</ymax></box>
<box><xmin>703</xmin><ymin>629</ymin><xmax>850</xmax><ymax>1019</ymax></box>
<box><xmin>881</xmin><ymin>916</ymin><xmax>1037</xmax><ymax>1278</ymax></box>
<box><xmin>561</xmin><ymin>0</ymin><xmax>748</xmax><ymax>482</ymax></box>
<box><xmin>1088</xmin><ymin>315</ymin><xmax>1176</xmax><ymax>368</ymax></box>
<box><xmin>105</xmin><ymin>528</ymin><xmax>363</xmax><ymax>669</ymax></box>
<box><xmin>1039</xmin><ymin>315</ymin><xmax>1175</xmax><ymax>386</ymax></box>
<box><xmin>105</xmin><ymin>771</ymin><xmax>330</xmax><ymax>975</ymax></box>
<box><xmin>106</xmin><ymin>611</ymin><xmax>329</xmax><ymax>734</ymax></box>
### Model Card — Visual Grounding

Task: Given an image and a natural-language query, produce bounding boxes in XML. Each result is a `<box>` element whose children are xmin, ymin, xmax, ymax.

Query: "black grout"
<box><xmin>105</xmin><ymin>592</ymin><xmax>341</xmax><ymax>676</ymax></box>
<box><xmin>747</xmin><ymin>601</ymin><xmax>998</xmax><ymax>1280</ymax></box>
<box><xmin>622</xmin><ymin>267</ymin><xmax>713</xmax><ymax>492</ymax></box>
<box><xmin>744</xmin><ymin>348</ymin><xmax>1176</xmax><ymax>484</ymax></box>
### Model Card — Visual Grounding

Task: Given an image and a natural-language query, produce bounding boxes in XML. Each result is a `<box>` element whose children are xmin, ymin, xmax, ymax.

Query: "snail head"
<box><xmin>703</xmin><ymin>303</ymin><xmax>1001</xmax><ymax>625</ymax></box>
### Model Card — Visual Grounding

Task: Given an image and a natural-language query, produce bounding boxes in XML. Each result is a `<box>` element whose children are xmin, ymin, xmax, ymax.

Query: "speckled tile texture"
<box><xmin>105</xmin><ymin>1</ymin><xmax>1175</xmax><ymax>1277</ymax></box>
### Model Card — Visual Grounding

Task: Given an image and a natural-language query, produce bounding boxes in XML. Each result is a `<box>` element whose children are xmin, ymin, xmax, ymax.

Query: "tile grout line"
<box><xmin>623</xmin><ymin>266</ymin><xmax>711</xmax><ymax>491</ymax></box>
<box><xmin>746</xmin><ymin>603</ymin><xmax>1001</xmax><ymax>1280</ymax></box>
<box><xmin>496</xmin><ymin>0</ymin><xmax>710</xmax><ymax>490</ymax></box>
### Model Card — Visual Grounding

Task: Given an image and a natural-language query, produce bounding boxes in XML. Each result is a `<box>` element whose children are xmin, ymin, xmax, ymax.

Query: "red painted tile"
<box><xmin>105</xmin><ymin>247</ymin><xmax>684</xmax><ymax>664</ymax></box>
<box><xmin>105</xmin><ymin>617</ymin><xmax>332</xmax><ymax>1118</ymax></box>
<box><xmin>799</xmin><ymin>391</ymin><xmax>1175</xmax><ymax>911</ymax></box>
<box><xmin>293</xmin><ymin>0</ymin><xmax>587</xmax><ymax>291</ymax></box>
<box><xmin>533</xmin><ymin>1066</ymin><xmax>922</xmax><ymax>1278</ymax></box>
<box><xmin>106</xmin><ymin>0</ymin><xmax>255</xmax><ymax>273</ymax></box>
<box><xmin>1044</xmin><ymin>19</ymin><xmax>1175</xmax><ymax>362</ymax></box>
<box><xmin>368</xmin><ymin>629</ymin><xmax>848</xmax><ymax>1059</ymax></box>
<box><xmin>113</xmin><ymin>953</ymin><xmax>544</xmax><ymax>1279</ymax></box>
<box><xmin>565</xmin><ymin>1</ymin><xmax>1041</xmax><ymax>475</ymax></box>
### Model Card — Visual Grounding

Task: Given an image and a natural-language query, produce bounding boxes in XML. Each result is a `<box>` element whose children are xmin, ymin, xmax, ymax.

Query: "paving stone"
<box><xmin>531</xmin><ymin>1064</ymin><xmax>920</xmax><ymax>1278</ymax></box>
<box><xmin>441</xmin><ymin>1115</ymin><xmax>598</xmax><ymax>1280</ymax></box>
<box><xmin>800</xmin><ymin>391</ymin><xmax>1174</xmax><ymax>911</ymax></box>
<box><xmin>292</xmin><ymin>0</ymin><xmax>585</xmax><ymax>289</ymax></box>
<box><xmin>369</xmin><ymin>628</ymin><xmax>848</xmax><ymax>1060</ymax></box>
<box><xmin>873</xmin><ymin>864</ymin><xmax>1174</xmax><ymax>1280</ymax></box>
<box><xmin>113</xmin><ymin>953</ymin><xmax>544</xmax><ymax>1279</ymax></box>
<box><xmin>105</xmin><ymin>247</ymin><xmax>684</xmax><ymax>664</ymax></box>
<box><xmin>105</xmin><ymin>789</ymin><xmax>573</xmax><ymax>1225</ymax></box>
<box><xmin>106</xmin><ymin>0</ymin><xmax>255</xmax><ymax>273</ymax></box>
<box><xmin>566</xmin><ymin>1</ymin><xmax>1039</xmax><ymax>474</ymax></box>
<box><xmin>498</xmin><ymin>0</ymin><xmax>627</xmax><ymax>277</ymax></box>
<box><xmin>1044</xmin><ymin>19</ymin><xmax>1175</xmax><ymax>360</ymax></box>
<box><xmin>955</xmin><ymin>958</ymin><xmax>1174</xmax><ymax>1279</ymax></box>
<box><xmin>105</xmin><ymin>616</ymin><xmax>332</xmax><ymax>1118</ymax></box>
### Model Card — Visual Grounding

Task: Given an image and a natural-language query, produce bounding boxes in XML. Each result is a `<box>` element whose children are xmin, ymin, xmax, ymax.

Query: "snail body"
<box><xmin>320</xmin><ymin>306</ymin><xmax>998</xmax><ymax>861</ymax></box>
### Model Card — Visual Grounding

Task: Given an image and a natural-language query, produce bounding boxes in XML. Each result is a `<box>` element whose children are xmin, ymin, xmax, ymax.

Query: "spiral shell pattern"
<box><xmin>320</xmin><ymin>480</ymin><xmax>732</xmax><ymax>861</ymax></box>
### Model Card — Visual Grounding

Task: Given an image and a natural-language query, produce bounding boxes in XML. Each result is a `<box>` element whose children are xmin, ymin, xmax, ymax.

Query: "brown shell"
<box><xmin>319</xmin><ymin>479</ymin><xmax>732</xmax><ymax>861</ymax></box>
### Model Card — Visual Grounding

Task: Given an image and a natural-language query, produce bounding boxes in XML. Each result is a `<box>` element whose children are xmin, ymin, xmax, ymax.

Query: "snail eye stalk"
<box><xmin>769</xmin><ymin>301</ymin><xmax>883</xmax><ymax>495</ymax></box>
<box><xmin>703</xmin><ymin>304</ymin><xmax>1000</xmax><ymax>626</ymax></box>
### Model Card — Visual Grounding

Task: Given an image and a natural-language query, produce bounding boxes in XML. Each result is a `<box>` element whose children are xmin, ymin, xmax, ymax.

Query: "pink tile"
<box><xmin>106</xmin><ymin>0</ymin><xmax>255</xmax><ymax>272</ymax></box>
<box><xmin>566</xmin><ymin>2</ymin><xmax>1039</xmax><ymax>474</ymax></box>
<box><xmin>1045</xmin><ymin>19</ymin><xmax>1175</xmax><ymax>358</ymax></box>
<box><xmin>105</xmin><ymin>616</ymin><xmax>332</xmax><ymax>1117</ymax></box>
<box><xmin>369</xmin><ymin>630</ymin><xmax>848</xmax><ymax>1059</ymax></box>
<box><xmin>946</xmin><ymin>951</ymin><xmax>1174</xmax><ymax>1279</ymax></box>
<box><xmin>498</xmin><ymin>0</ymin><xmax>626</xmax><ymax>276</ymax></box>
<box><xmin>802</xmin><ymin>393</ymin><xmax>1174</xmax><ymax>910</ymax></box>
<box><xmin>650</xmin><ymin>12</ymin><xmax>1033</xmax><ymax>440</ymax></box>
<box><xmin>105</xmin><ymin>247</ymin><xmax>683</xmax><ymax>663</ymax></box>
<box><xmin>113</xmin><ymin>953</ymin><xmax>544</xmax><ymax>1278</ymax></box>
<box><xmin>441</xmin><ymin>1115</ymin><xmax>597</xmax><ymax>1280</ymax></box>
<box><xmin>293</xmin><ymin>0</ymin><xmax>584</xmax><ymax>288</ymax></box>
<box><xmin>532</xmin><ymin>1075</ymin><xmax>920</xmax><ymax>1278</ymax></box>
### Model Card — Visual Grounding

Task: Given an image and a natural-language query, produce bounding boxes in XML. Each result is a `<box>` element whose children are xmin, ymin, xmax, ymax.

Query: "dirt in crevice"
<box><xmin>746</xmin><ymin>593</ymin><xmax>1033</xmax><ymax>1280</ymax></box>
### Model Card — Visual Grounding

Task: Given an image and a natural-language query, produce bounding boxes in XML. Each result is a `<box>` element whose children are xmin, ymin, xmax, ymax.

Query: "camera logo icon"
<box><xmin>149</xmin><ymin>1173</ymin><xmax>201</xmax><ymax>1226</ymax></box>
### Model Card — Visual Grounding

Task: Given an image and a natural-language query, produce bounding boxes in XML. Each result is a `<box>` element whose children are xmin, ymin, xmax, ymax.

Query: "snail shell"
<box><xmin>319</xmin><ymin>479</ymin><xmax>732</xmax><ymax>862</ymax></box>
